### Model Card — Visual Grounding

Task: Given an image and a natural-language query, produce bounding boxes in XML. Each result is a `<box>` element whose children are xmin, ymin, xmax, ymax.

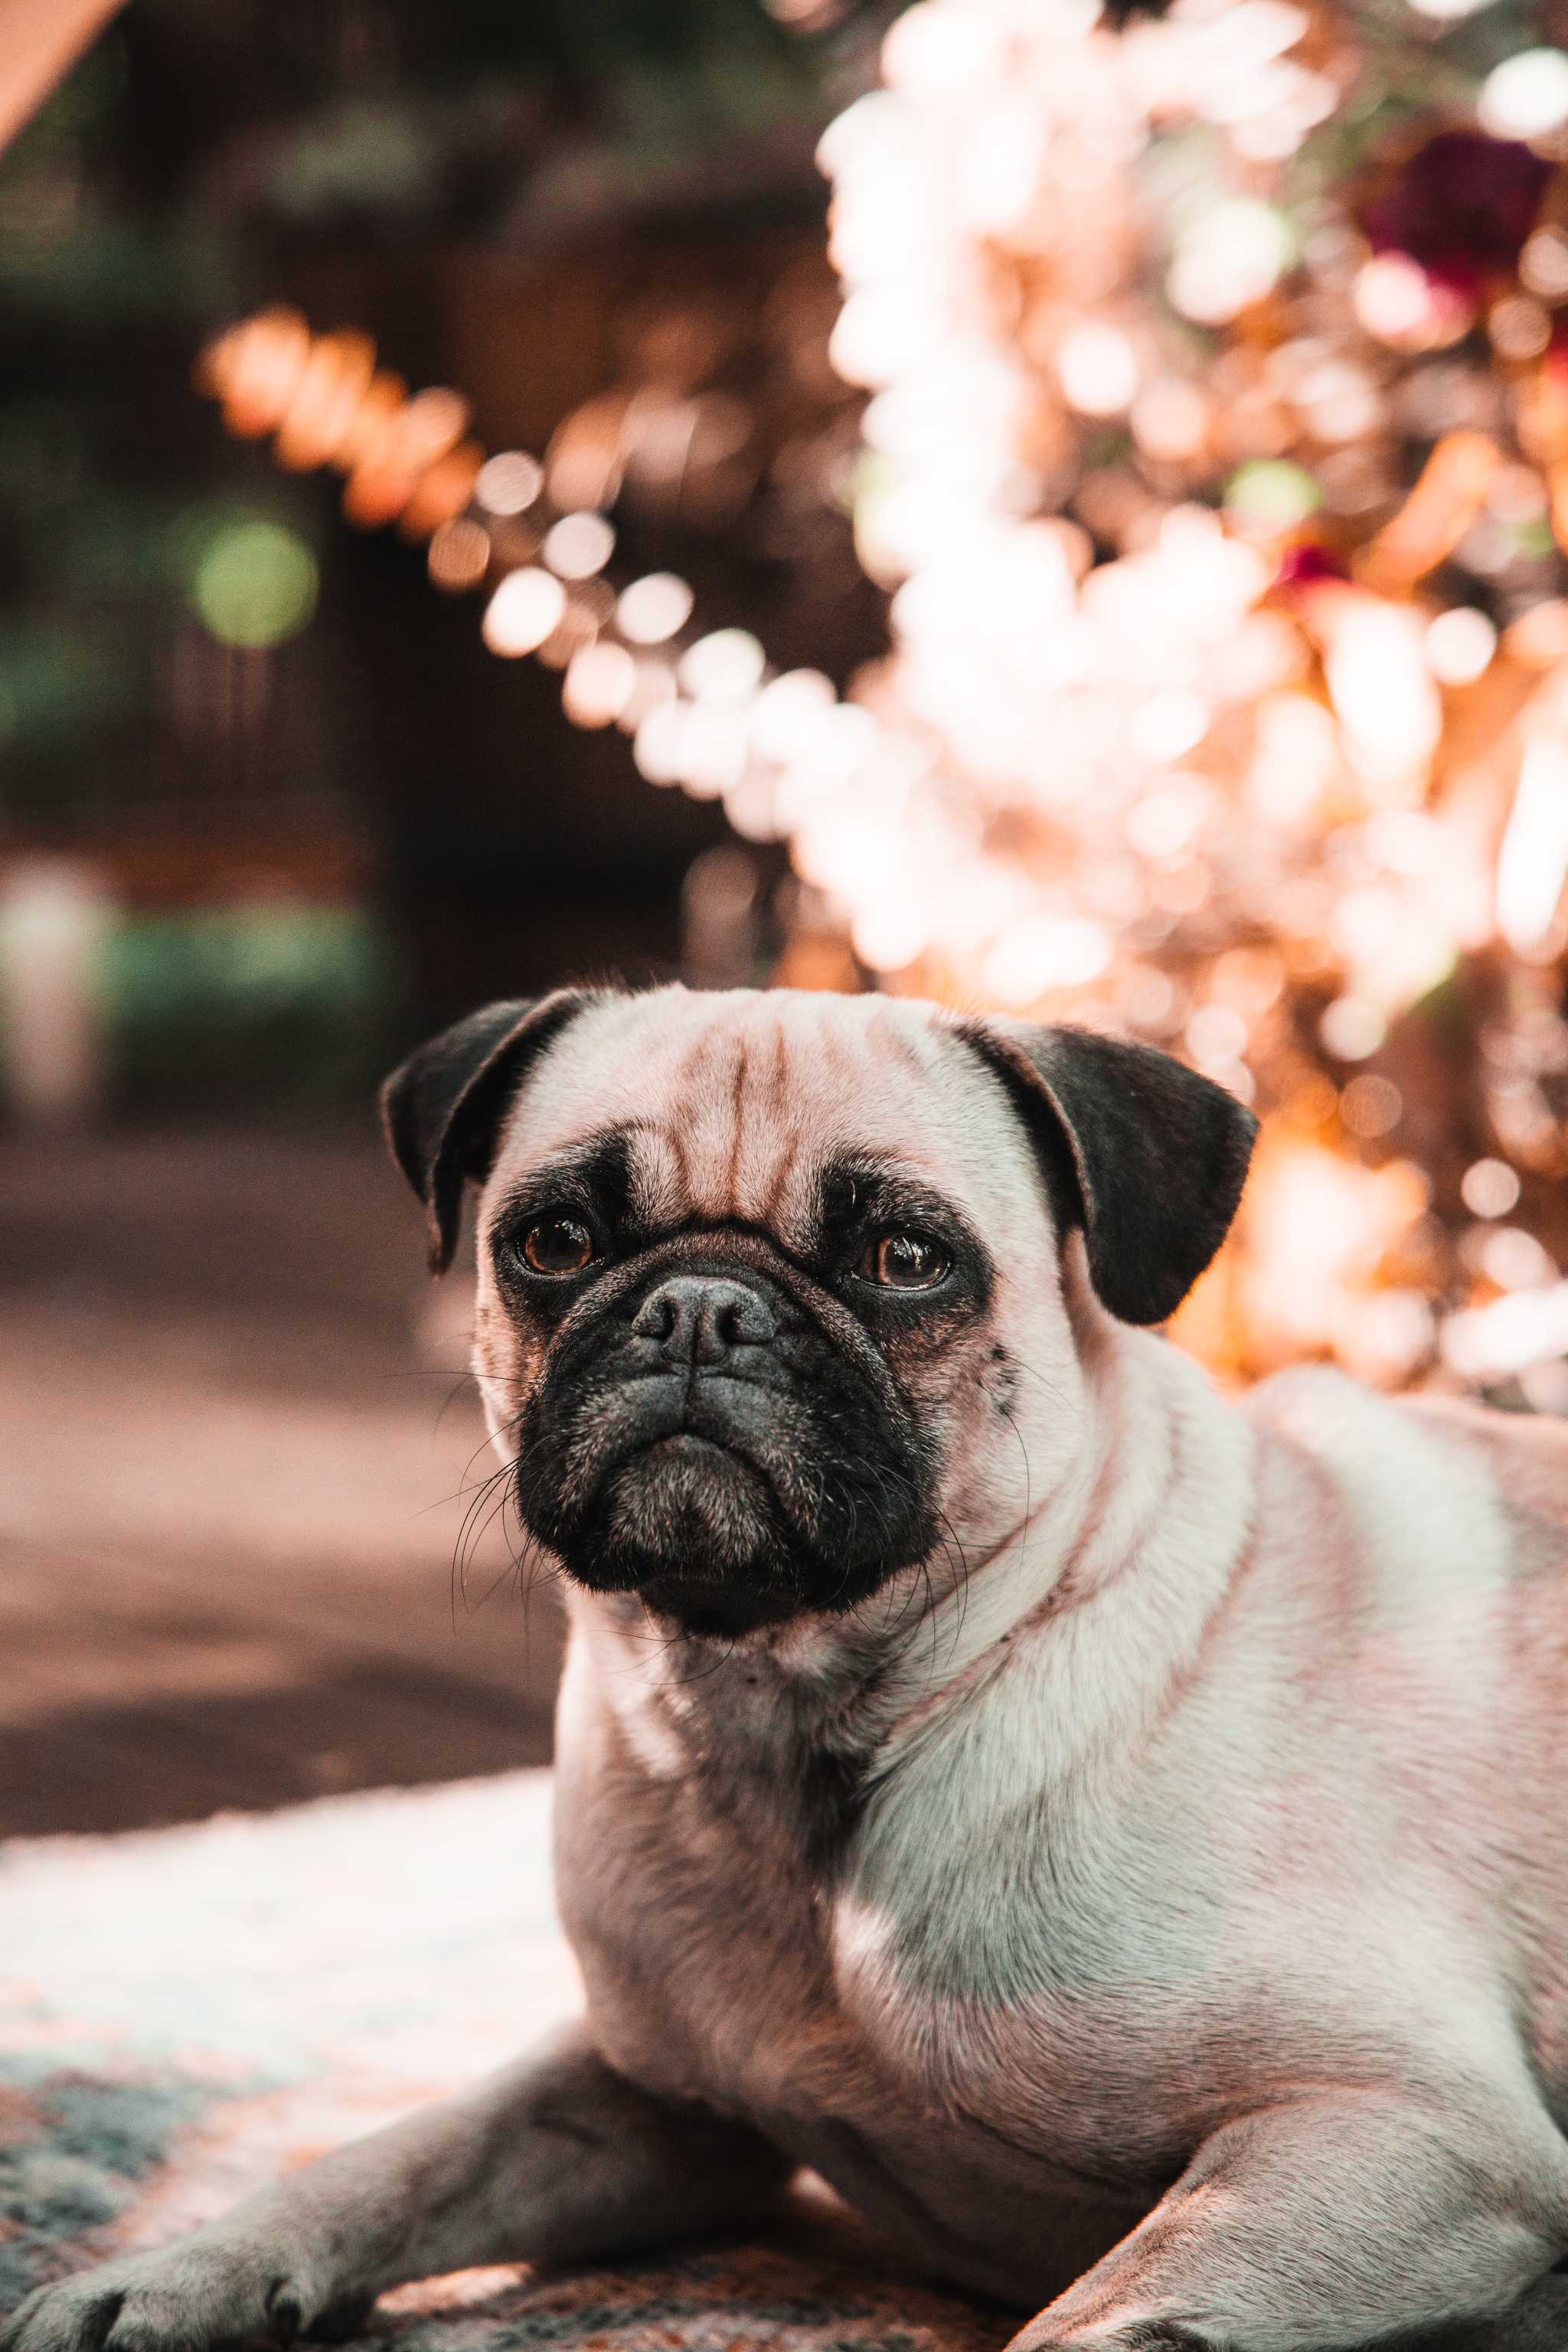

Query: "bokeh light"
<box><xmin>481</xmin><ymin>568</ymin><xmax>566</xmax><ymax>658</ymax></box>
<box><xmin>191</xmin><ymin>521</ymin><xmax>317</xmax><ymax>650</ymax></box>
<box><xmin>616</xmin><ymin>573</ymin><xmax>695</xmax><ymax>645</ymax></box>
<box><xmin>475</xmin><ymin>451</ymin><xmax>544</xmax><ymax>516</ymax></box>
<box><xmin>543</xmin><ymin>512</ymin><xmax>616</xmax><ymax>580</ymax></box>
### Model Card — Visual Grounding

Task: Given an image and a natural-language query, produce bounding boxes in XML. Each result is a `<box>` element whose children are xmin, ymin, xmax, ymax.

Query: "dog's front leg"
<box><xmin>1004</xmin><ymin>2093</ymin><xmax>1568</xmax><ymax>2352</ymax></box>
<box><xmin>1</xmin><ymin>2020</ymin><xmax>789</xmax><ymax>2352</ymax></box>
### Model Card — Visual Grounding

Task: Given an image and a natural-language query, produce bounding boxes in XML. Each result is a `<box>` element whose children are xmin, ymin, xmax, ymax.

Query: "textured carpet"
<box><xmin>0</xmin><ymin>1771</ymin><xmax>1002</xmax><ymax>2350</ymax></box>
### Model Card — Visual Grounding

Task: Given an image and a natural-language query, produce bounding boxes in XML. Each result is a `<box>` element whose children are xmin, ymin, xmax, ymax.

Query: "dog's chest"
<box><xmin>556</xmin><ymin>1669</ymin><xmax>1210</xmax><ymax>2230</ymax></box>
<box><xmin>556</xmin><ymin>1689</ymin><xmax>874</xmax><ymax>2126</ymax></box>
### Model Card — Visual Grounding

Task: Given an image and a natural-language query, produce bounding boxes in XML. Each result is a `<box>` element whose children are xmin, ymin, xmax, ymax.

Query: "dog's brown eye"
<box><xmin>521</xmin><ymin>1216</ymin><xmax>596</xmax><ymax>1276</ymax></box>
<box><xmin>864</xmin><ymin>1231</ymin><xmax>950</xmax><ymax>1290</ymax></box>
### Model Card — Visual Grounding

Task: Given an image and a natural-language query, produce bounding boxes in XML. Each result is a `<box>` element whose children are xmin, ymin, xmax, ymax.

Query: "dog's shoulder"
<box><xmin>1245</xmin><ymin>1363</ymin><xmax>1568</xmax><ymax>1577</ymax></box>
<box><xmin>1396</xmin><ymin>1390</ymin><xmax>1568</xmax><ymax>1543</ymax></box>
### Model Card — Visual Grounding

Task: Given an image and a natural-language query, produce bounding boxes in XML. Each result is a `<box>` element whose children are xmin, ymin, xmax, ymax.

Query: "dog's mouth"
<box><xmin>582</xmin><ymin>1426</ymin><xmax>806</xmax><ymax>1633</ymax></box>
<box><xmin>516</xmin><ymin>1375</ymin><xmax>926</xmax><ymax>1634</ymax></box>
<box><xmin>604</xmin><ymin>1429</ymin><xmax>774</xmax><ymax>1553</ymax></box>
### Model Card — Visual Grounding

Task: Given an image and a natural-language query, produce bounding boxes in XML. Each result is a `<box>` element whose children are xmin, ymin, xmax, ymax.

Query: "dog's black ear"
<box><xmin>958</xmin><ymin>1021</ymin><xmax>1257</xmax><ymax>1326</ymax></box>
<box><xmin>380</xmin><ymin>989</ymin><xmax>595</xmax><ymax>1274</ymax></box>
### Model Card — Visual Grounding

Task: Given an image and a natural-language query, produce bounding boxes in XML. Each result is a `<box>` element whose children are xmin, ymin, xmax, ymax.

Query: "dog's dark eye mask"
<box><xmin>488</xmin><ymin>1135</ymin><xmax>991</xmax><ymax>1323</ymax></box>
<box><xmin>501</xmin><ymin>1215</ymin><xmax>944</xmax><ymax>1635</ymax></box>
<box><xmin>463</xmin><ymin>1135</ymin><xmax>991</xmax><ymax>1633</ymax></box>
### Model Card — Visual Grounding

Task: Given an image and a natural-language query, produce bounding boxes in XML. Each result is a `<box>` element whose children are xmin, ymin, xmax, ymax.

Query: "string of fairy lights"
<box><xmin>196</xmin><ymin>305</ymin><xmax>868</xmax><ymax>844</ymax></box>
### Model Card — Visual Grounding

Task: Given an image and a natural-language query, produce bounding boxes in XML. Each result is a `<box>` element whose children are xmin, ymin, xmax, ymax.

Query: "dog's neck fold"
<box><xmin>573</xmin><ymin>1288</ymin><xmax>1260</xmax><ymax>1799</ymax></box>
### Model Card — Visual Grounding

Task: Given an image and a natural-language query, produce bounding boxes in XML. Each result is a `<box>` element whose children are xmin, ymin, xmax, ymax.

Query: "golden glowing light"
<box><xmin>1497</xmin><ymin>728</ymin><xmax>1568</xmax><ymax>953</ymax></box>
<box><xmin>1352</xmin><ymin>253</ymin><xmax>1462</xmax><ymax>348</ymax></box>
<box><xmin>1058</xmin><ymin>325</ymin><xmax>1140</xmax><ymax>418</ymax></box>
<box><xmin>1319</xmin><ymin>997</ymin><xmax>1387</xmax><ymax>1062</ymax></box>
<box><xmin>1463</xmin><ymin>1158</ymin><xmax>1524</xmax><ymax>1220</ymax></box>
<box><xmin>1359</xmin><ymin>433</ymin><xmax>1503</xmax><ymax>594</ymax></box>
<box><xmin>1478</xmin><ymin>48</ymin><xmax>1568</xmax><ymax>139</ymax></box>
<box><xmin>632</xmin><ymin>701</ymin><xmax>689</xmax><ymax>786</ymax></box>
<box><xmin>481</xmin><ymin>568</ymin><xmax>566</xmax><ymax>658</ymax></box>
<box><xmin>427</xmin><ymin>516</ymin><xmax>492</xmax><ymax>594</ymax></box>
<box><xmin>197</xmin><ymin>312</ymin><xmax>482</xmax><ymax>545</ymax></box>
<box><xmin>544</xmin><ymin>512</ymin><xmax>616</xmax><ymax>580</ymax></box>
<box><xmin>475</xmin><ymin>452</ymin><xmax>544</xmax><ymax>515</ymax></box>
<box><xmin>563</xmin><ymin>641</ymin><xmax>638</xmax><ymax>729</ymax></box>
<box><xmin>1424</xmin><ymin>606</ymin><xmax>1496</xmax><ymax>685</ymax></box>
<box><xmin>1341</xmin><ymin>1075</ymin><xmax>1403</xmax><ymax>1140</ymax></box>
<box><xmin>750</xmin><ymin>669</ymin><xmax>837</xmax><ymax>760</ymax></box>
<box><xmin>1168</xmin><ymin>201</ymin><xmax>1293</xmax><ymax>325</ymax></box>
<box><xmin>273</xmin><ymin>332</ymin><xmax>375</xmax><ymax>472</ymax></box>
<box><xmin>1444</xmin><ymin>1285</ymin><xmax>1568</xmax><ymax>1383</ymax></box>
<box><xmin>678</xmin><ymin>629</ymin><xmax>766</xmax><ymax>701</ymax></box>
<box><xmin>616</xmin><ymin>573</ymin><xmax>695</xmax><ymax>645</ymax></box>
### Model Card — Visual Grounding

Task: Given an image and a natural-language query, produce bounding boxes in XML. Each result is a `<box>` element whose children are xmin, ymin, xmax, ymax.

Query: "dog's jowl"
<box><xmin>11</xmin><ymin>985</ymin><xmax>1568</xmax><ymax>2352</ymax></box>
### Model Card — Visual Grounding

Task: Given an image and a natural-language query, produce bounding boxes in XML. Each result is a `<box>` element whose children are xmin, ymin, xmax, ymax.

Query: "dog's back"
<box><xmin>1246</xmin><ymin>1369</ymin><xmax>1568</xmax><ymax>2120</ymax></box>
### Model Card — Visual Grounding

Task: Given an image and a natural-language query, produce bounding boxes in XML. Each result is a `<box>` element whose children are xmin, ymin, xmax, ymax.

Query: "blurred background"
<box><xmin>8</xmin><ymin>0</ymin><xmax>1568</xmax><ymax>1835</ymax></box>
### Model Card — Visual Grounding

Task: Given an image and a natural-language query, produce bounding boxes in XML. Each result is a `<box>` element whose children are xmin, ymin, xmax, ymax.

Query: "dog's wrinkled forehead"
<box><xmin>385</xmin><ymin>984</ymin><xmax>1256</xmax><ymax>1325</ymax></box>
<box><xmin>482</xmin><ymin>987</ymin><xmax>1035</xmax><ymax>1243</ymax></box>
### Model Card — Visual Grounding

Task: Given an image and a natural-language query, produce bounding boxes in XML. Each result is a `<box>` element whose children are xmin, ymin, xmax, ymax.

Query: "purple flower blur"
<box><xmin>1360</xmin><ymin>129</ymin><xmax>1550</xmax><ymax>297</ymax></box>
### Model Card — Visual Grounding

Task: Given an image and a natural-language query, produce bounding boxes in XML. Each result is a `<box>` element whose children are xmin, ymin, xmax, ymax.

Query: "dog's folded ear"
<box><xmin>958</xmin><ymin>1021</ymin><xmax>1258</xmax><ymax>1326</ymax></box>
<box><xmin>380</xmin><ymin>989</ymin><xmax>594</xmax><ymax>1274</ymax></box>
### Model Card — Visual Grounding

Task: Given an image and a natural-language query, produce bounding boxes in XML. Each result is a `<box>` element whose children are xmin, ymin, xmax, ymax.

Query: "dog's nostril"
<box><xmin>632</xmin><ymin>1292</ymin><xmax>678</xmax><ymax>1344</ymax></box>
<box><xmin>716</xmin><ymin>1292</ymin><xmax>773</xmax><ymax>1348</ymax></box>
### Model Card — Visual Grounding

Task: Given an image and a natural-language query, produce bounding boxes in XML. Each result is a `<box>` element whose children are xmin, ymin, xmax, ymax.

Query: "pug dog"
<box><xmin>10</xmin><ymin>982</ymin><xmax>1568</xmax><ymax>2352</ymax></box>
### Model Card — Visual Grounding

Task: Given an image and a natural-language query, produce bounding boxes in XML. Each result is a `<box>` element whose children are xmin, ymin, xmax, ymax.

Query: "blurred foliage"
<box><xmin>103</xmin><ymin>902</ymin><xmax>391</xmax><ymax>1109</ymax></box>
<box><xmin>0</xmin><ymin>0</ymin><xmax>844</xmax><ymax>1099</ymax></box>
<box><xmin>0</xmin><ymin>0</ymin><xmax>839</xmax><ymax>808</ymax></box>
<box><xmin>1284</xmin><ymin>0</ymin><xmax>1568</xmax><ymax>204</ymax></box>
<box><xmin>0</xmin><ymin>26</ymin><xmax>251</xmax><ymax>822</ymax></box>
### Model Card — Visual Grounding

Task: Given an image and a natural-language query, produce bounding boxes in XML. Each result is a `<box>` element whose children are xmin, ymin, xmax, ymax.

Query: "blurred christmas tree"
<box><xmin>803</xmin><ymin>0</ymin><xmax>1568</xmax><ymax>1402</ymax></box>
<box><xmin>197</xmin><ymin>0</ymin><xmax>1568</xmax><ymax>1404</ymax></box>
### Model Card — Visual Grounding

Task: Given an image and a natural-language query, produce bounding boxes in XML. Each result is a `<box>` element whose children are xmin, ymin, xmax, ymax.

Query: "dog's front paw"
<box><xmin>0</xmin><ymin>2234</ymin><xmax>373</xmax><ymax>2352</ymax></box>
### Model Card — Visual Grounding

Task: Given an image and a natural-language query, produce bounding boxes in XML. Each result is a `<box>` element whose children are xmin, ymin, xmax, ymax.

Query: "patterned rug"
<box><xmin>0</xmin><ymin>1771</ymin><xmax>1003</xmax><ymax>2350</ymax></box>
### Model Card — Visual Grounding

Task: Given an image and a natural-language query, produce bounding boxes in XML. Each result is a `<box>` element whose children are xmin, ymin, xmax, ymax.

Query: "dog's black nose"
<box><xmin>632</xmin><ymin>1273</ymin><xmax>777</xmax><ymax>1367</ymax></box>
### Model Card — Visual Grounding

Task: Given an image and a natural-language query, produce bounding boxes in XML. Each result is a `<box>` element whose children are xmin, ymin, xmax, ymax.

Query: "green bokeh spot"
<box><xmin>191</xmin><ymin>521</ymin><xmax>318</xmax><ymax>650</ymax></box>
<box><xmin>1223</xmin><ymin>459</ymin><xmax>1322</xmax><ymax>528</ymax></box>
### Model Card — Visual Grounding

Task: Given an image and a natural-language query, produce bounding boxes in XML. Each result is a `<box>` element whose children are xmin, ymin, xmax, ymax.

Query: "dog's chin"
<box><xmin>564</xmin><ymin>1434</ymin><xmax>808</xmax><ymax>1638</ymax></box>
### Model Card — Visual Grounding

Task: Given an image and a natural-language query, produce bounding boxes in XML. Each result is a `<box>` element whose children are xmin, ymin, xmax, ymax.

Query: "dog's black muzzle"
<box><xmin>511</xmin><ymin>1237</ymin><xmax>933</xmax><ymax>1638</ymax></box>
